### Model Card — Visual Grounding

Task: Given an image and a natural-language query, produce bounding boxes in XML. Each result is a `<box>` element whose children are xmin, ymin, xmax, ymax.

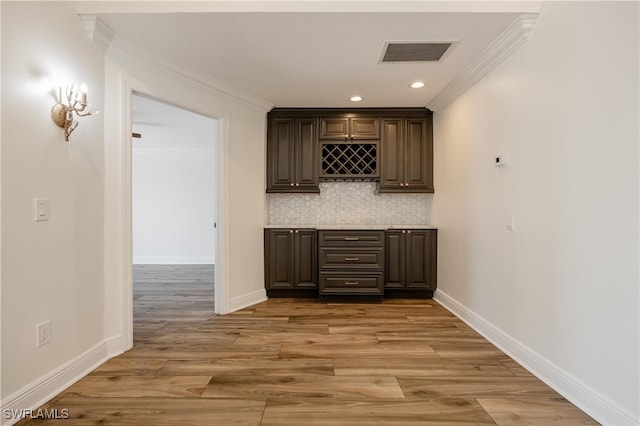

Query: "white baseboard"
<box><xmin>132</xmin><ymin>257</ymin><xmax>214</xmax><ymax>265</ymax></box>
<box><xmin>1</xmin><ymin>335</ymin><xmax>125</xmax><ymax>426</ymax></box>
<box><xmin>434</xmin><ymin>290</ymin><xmax>638</xmax><ymax>426</ymax></box>
<box><xmin>229</xmin><ymin>288</ymin><xmax>267</xmax><ymax>312</ymax></box>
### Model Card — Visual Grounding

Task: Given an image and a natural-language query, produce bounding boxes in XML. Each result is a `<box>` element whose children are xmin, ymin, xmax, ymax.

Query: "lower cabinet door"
<box><xmin>405</xmin><ymin>230</ymin><xmax>437</xmax><ymax>290</ymax></box>
<box><xmin>265</xmin><ymin>229</ymin><xmax>295</xmax><ymax>289</ymax></box>
<box><xmin>294</xmin><ymin>230</ymin><xmax>318</xmax><ymax>289</ymax></box>
<box><xmin>319</xmin><ymin>272</ymin><xmax>383</xmax><ymax>296</ymax></box>
<box><xmin>384</xmin><ymin>231</ymin><xmax>405</xmax><ymax>289</ymax></box>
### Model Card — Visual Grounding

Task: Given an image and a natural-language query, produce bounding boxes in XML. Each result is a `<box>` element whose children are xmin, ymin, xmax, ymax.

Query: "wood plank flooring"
<box><xmin>17</xmin><ymin>265</ymin><xmax>598</xmax><ymax>425</ymax></box>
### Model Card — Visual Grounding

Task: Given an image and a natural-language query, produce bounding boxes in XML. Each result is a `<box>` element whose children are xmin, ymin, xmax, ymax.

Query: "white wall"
<box><xmin>1</xmin><ymin>0</ymin><xmax>106</xmax><ymax>417</ymax></box>
<box><xmin>432</xmin><ymin>2</ymin><xmax>639</xmax><ymax>425</ymax></box>
<box><xmin>132</xmin><ymin>97</ymin><xmax>217</xmax><ymax>265</ymax></box>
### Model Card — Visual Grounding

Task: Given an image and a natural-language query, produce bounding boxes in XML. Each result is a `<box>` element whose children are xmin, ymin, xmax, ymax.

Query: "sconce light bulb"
<box><xmin>80</xmin><ymin>83</ymin><xmax>88</xmax><ymax>94</ymax></box>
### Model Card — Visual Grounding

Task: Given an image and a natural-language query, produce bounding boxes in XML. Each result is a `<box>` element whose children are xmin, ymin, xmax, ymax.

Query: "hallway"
<box><xmin>17</xmin><ymin>285</ymin><xmax>596</xmax><ymax>425</ymax></box>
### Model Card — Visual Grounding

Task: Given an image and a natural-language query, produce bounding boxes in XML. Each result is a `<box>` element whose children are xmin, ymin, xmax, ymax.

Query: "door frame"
<box><xmin>106</xmin><ymin>68</ymin><xmax>231</xmax><ymax>350</ymax></box>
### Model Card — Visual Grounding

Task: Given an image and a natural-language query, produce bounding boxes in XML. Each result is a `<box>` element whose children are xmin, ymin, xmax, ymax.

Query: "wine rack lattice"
<box><xmin>321</xmin><ymin>143</ymin><xmax>378</xmax><ymax>178</ymax></box>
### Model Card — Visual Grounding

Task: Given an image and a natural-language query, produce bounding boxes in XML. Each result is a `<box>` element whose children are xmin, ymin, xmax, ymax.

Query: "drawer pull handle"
<box><xmin>344</xmin><ymin>257</ymin><xmax>359</xmax><ymax>261</ymax></box>
<box><xmin>344</xmin><ymin>281</ymin><xmax>359</xmax><ymax>286</ymax></box>
<box><xmin>344</xmin><ymin>237</ymin><xmax>359</xmax><ymax>241</ymax></box>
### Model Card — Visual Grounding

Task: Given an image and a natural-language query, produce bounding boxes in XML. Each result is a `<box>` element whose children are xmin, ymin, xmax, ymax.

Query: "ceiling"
<box><xmin>132</xmin><ymin>94</ymin><xmax>218</xmax><ymax>149</ymax></box>
<box><xmin>87</xmin><ymin>2</ymin><xmax>541</xmax><ymax>109</ymax></box>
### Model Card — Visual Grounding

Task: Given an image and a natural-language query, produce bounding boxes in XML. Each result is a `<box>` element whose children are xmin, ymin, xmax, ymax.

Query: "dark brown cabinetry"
<box><xmin>266</xmin><ymin>117</ymin><xmax>319</xmax><ymax>193</ymax></box>
<box><xmin>385</xmin><ymin>229</ymin><xmax>437</xmax><ymax>294</ymax></box>
<box><xmin>378</xmin><ymin>115</ymin><xmax>433</xmax><ymax>193</ymax></box>
<box><xmin>318</xmin><ymin>230</ymin><xmax>385</xmax><ymax>297</ymax></box>
<box><xmin>320</xmin><ymin>116</ymin><xmax>379</xmax><ymax>140</ymax></box>
<box><xmin>264</xmin><ymin>228</ymin><xmax>317</xmax><ymax>293</ymax></box>
<box><xmin>266</xmin><ymin>108</ymin><xmax>433</xmax><ymax>189</ymax></box>
<box><xmin>264</xmin><ymin>227</ymin><xmax>437</xmax><ymax>298</ymax></box>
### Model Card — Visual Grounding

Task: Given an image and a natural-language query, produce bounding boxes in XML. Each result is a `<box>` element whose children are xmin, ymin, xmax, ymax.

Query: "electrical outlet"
<box><xmin>36</xmin><ymin>321</ymin><xmax>51</xmax><ymax>347</ymax></box>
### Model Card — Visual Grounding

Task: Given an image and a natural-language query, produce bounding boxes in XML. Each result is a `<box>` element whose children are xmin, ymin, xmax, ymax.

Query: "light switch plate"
<box><xmin>34</xmin><ymin>198</ymin><xmax>49</xmax><ymax>221</ymax></box>
<box><xmin>507</xmin><ymin>213</ymin><xmax>515</xmax><ymax>231</ymax></box>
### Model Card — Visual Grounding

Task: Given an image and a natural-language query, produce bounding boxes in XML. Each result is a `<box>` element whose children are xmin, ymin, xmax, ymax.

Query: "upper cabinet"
<box><xmin>320</xmin><ymin>116</ymin><xmax>379</xmax><ymax>141</ymax></box>
<box><xmin>378</xmin><ymin>113</ymin><xmax>434</xmax><ymax>193</ymax></box>
<box><xmin>266</xmin><ymin>108</ymin><xmax>433</xmax><ymax>193</ymax></box>
<box><xmin>266</xmin><ymin>117</ymin><xmax>320</xmax><ymax>193</ymax></box>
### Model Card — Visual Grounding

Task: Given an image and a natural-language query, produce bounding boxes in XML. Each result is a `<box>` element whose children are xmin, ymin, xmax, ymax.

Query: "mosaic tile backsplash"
<box><xmin>267</xmin><ymin>182</ymin><xmax>432</xmax><ymax>225</ymax></box>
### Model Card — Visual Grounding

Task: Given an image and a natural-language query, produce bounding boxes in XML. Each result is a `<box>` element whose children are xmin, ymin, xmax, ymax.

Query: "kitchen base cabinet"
<box><xmin>264</xmin><ymin>227</ymin><xmax>437</xmax><ymax>299</ymax></box>
<box><xmin>385</xmin><ymin>229</ymin><xmax>437</xmax><ymax>295</ymax></box>
<box><xmin>264</xmin><ymin>228</ymin><xmax>317</xmax><ymax>296</ymax></box>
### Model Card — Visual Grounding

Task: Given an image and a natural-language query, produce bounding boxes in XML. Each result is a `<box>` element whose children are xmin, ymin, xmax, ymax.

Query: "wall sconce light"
<box><xmin>51</xmin><ymin>84</ymin><xmax>99</xmax><ymax>141</ymax></box>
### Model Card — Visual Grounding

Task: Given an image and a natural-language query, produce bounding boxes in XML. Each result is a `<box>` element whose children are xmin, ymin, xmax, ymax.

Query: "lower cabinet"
<box><xmin>264</xmin><ymin>227</ymin><xmax>437</xmax><ymax>298</ymax></box>
<box><xmin>318</xmin><ymin>230</ymin><xmax>385</xmax><ymax>297</ymax></box>
<box><xmin>264</xmin><ymin>228</ymin><xmax>317</xmax><ymax>292</ymax></box>
<box><xmin>385</xmin><ymin>229</ymin><xmax>437</xmax><ymax>291</ymax></box>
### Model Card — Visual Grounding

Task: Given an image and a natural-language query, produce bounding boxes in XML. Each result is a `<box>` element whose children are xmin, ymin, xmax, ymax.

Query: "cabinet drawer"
<box><xmin>318</xmin><ymin>230</ymin><xmax>384</xmax><ymax>247</ymax></box>
<box><xmin>319</xmin><ymin>272</ymin><xmax>383</xmax><ymax>295</ymax></box>
<box><xmin>319</xmin><ymin>248</ymin><xmax>383</xmax><ymax>269</ymax></box>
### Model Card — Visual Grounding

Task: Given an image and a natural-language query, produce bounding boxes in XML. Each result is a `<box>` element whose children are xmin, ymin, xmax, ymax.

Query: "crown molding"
<box><xmin>77</xmin><ymin>1</ymin><xmax>542</xmax><ymax>14</ymax></box>
<box><xmin>80</xmin><ymin>15</ymin><xmax>115</xmax><ymax>53</ymax></box>
<box><xmin>107</xmin><ymin>37</ymin><xmax>274</xmax><ymax>112</ymax></box>
<box><xmin>428</xmin><ymin>13</ymin><xmax>538</xmax><ymax>112</ymax></box>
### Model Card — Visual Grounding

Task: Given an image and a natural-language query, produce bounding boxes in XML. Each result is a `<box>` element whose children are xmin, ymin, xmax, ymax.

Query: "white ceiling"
<box><xmin>132</xmin><ymin>94</ymin><xmax>218</xmax><ymax>149</ymax></box>
<box><xmin>88</xmin><ymin>2</ymin><xmax>541</xmax><ymax>108</ymax></box>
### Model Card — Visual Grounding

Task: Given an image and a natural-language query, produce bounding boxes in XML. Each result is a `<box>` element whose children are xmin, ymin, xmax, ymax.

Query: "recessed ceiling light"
<box><xmin>350</xmin><ymin>96</ymin><xmax>363</xmax><ymax>102</ymax></box>
<box><xmin>410</xmin><ymin>81</ymin><xmax>425</xmax><ymax>89</ymax></box>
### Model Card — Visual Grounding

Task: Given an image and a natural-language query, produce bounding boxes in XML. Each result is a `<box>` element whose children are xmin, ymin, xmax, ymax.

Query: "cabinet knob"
<box><xmin>400</xmin><ymin>183</ymin><xmax>405</xmax><ymax>187</ymax></box>
<box><xmin>405</xmin><ymin>182</ymin><xmax>409</xmax><ymax>187</ymax></box>
<box><xmin>295</xmin><ymin>183</ymin><xmax>300</xmax><ymax>187</ymax></box>
<box><xmin>402</xmin><ymin>230</ymin><xmax>406</xmax><ymax>234</ymax></box>
<box><xmin>344</xmin><ymin>137</ymin><xmax>349</xmax><ymax>142</ymax></box>
<box><xmin>289</xmin><ymin>230</ymin><xmax>294</xmax><ymax>234</ymax></box>
<box><xmin>290</xmin><ymin>183</ymin><xmax>294</xmax><ymax>187</ymax></box>
<box><xmin>407</xmin><ymin>230</ymin><xmax>412</xmax><ymax>234</ymax></box>
<box><xmin>295</xmin><ymin>230</ymin><xmax>299</xmax><ymax>234</ymax></box>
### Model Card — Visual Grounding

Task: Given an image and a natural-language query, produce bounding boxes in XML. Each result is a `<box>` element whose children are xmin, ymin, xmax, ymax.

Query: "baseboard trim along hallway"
<box><xmin>229</xmin><ymin>289</ymin><xmax>267</xmax><ymax>312</ymax></box>
<box><xmin>434</xmin><ymin>290</ymin><xmax>637</xmax><ymax>426</ymax></box>
<box><xmin>0</xmin><ymin>335</ymin><xmax>124</xmax><ymax>426</ymax></box>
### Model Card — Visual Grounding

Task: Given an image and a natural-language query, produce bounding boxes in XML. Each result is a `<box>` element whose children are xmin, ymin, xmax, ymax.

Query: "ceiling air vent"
<box><xmin>381</xmin><ymin>42</ymin><xmax>452</xmax><ymax>62</ymax></box>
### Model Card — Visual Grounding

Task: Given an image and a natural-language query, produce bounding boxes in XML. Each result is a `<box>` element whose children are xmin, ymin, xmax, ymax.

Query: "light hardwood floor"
<box><xmin>18</xmin><ymin>265</ymin><xmax>597</xmax><ymax>425</ymax></box>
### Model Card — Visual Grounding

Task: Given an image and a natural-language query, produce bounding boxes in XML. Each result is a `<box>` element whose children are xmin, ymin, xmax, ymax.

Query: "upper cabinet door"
<box><xmin>320</xmin><ymin>117</ymin><xmax>349</xmax><ymax>139</ymax></box>
<box><xmin>266</xmin><ymin>117</ymin><xmax>320</xmax><ymax>193</ymax></box>
<box><xmin>378</xmin><ymin>114</ymin><xmax>433</xmax><ymax>193</ymax></box>
<box><xmin>295</xmin><ymin>119</ymin><xmax>320</xmax><ymax>190</ymax></box>
<box><xmin>320</xmin><ymin>116</ymin><xmax>379</xmax><ymax>140</ymax></box>
<box><xmin>404</xmin><ymin>118</ymin><xmax>433</xmax><ymax>192</ymax></box>
<box><xmin>350</xmin><ymin>117</ymin><xmax>379</xmax><ymax>139</ymax></box>
<box><xmin>266</xmin><ymin>118</ymin><xmax>296</xmax><ymax>192</ymax></box>
<box><xmin>378</xmin><ymin>118</ymin><xmax>404</xmax><ymax>190</ymax></box>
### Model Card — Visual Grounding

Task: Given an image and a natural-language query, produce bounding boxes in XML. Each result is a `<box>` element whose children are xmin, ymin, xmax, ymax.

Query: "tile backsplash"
<box><xmin>267</xmin><ymin>182</ymin><xmax>432</xmax><ymax>225</ymax></box>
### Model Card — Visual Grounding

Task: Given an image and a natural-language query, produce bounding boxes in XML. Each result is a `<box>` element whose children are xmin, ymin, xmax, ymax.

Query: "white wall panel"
<box><xmin>432</xmin><ymin>3</ymin><xmax>639</xmax><ymax>424</ymax></box>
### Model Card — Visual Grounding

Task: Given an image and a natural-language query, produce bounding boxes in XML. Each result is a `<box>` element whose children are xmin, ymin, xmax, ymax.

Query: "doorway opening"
<box><xmin>131</xmin><ymin>93</ymin><xmax>219</xmax><ymax>344</ymax></box>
